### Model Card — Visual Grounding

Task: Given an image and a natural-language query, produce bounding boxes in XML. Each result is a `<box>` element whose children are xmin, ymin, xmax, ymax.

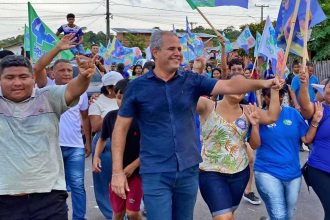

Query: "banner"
<box><xmin>254</xmin><ymin>32</ymin><xmax>262</xmax><ymax>57</ymax></box>
<box><xmin>186</xmin><ymin>0</ymin><xmax>248</xmax><ymax>9</ymax></box>
<box><xmin>28</xmin><ymin>2</ymin><xmax>74</xmax><ymax>63</ymax></box>
<box><xmin>275</xmin><ymin>0</ymin><xmax>326</xmax><ymax>57</ymax></box>
<box><xmin>234</xmin><ymin>26</ymin><xmax>255</xmax><ymax>54</ymax></box>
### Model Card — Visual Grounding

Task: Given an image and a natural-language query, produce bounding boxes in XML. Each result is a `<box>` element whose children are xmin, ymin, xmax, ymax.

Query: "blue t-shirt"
<box><xmin>254</xmin><ymin>107</ymin><xmax>309</xmax><ymax>180</ymax></box>
<box><xmin>291</xmin><ymin>74</ymin><xmax>319</xmax><ymax>102</ymax></box>
<box><xmin>308</xmin><ymin>103</ymin><xmax>330</xmax><ymax>173</ymax></box>
<box><xmin>57</xmin><ymin>24</ymin><xmax>84</xmax><ymax>43</ymax></box>
<box><xmin>119</xmin><ymin>70</ymin><xmax>217</xmax><ymax>173</ymax></box>
<box><xmin>244</xmin><ymin>91</ymin><xmax>257</xmax><ymax>105</ymax></box>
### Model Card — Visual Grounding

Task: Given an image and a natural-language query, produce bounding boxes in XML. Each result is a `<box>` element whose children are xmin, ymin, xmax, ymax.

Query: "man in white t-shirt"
<box><xmin>34</xmin><ymin>35</ymin><xmax>91</xmax><ymax>220</ymax></box>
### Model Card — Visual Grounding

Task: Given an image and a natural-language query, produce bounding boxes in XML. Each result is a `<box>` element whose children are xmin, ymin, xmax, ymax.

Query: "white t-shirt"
<box><xmin>59</xmin><ymin>93</ymin><xmax>89</xmax><ymax>148</ymax></box>
<box><xmin>88</xmin><ymin>94</ymin><xmax>118</xmax><ymax>118</ymax></box>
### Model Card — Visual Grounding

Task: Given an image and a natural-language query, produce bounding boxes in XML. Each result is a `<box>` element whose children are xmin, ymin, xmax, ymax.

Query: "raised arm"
<box><xmin>244</xmin><ymin>104</ymin><xmax>261</xmax><ymax>149</ymax></box>
<box><xmin>301</xmin><ymin>102</ymin><xmax>324</xmax><ymax>144</ymax></box>
<box><xmin>218</xmin><ymin>36</ymin><xmax>228</xmax><ymax>79</ymax></box>
<box><xmin>34</xmin><ymin>33</ymin><xmax>76</xmax><ymax>88</ymax></box>
<box><xmin>211</xmin><ymin>74</ymin><xmax>283</xmax><ymax>96</ymax></box>
<box><xmin>258</xmin><ymin>88</ymin><xmax>280</xmax><ymax>124</ymax></box>
<box><xmin>111</xmin><ymin>116</ymin><xmax>133</xmax><ymax>199</ymax></box>
<box><xmin>64</xmin><ymin>55</ymin><xmax>96</xmax><ymax>106</ymax></box>
<box><xmin>299</xmin><ymin>69</ymin><xmax>314</xmax><ymax>119</ymax></box>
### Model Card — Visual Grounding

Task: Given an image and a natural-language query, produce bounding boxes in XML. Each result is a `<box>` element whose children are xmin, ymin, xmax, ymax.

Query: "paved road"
<box><xmin>68</xmin><ymin>151</ymin><xmax>324</xmax><ymax>220</ymax></box>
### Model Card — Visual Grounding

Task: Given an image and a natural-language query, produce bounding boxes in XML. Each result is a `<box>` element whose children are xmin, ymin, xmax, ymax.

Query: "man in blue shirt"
<box><xmin>56</xmin><ymin>13</ymin><xmax>85</xmax><ymax>56</ymax></box>
<box><xmin>291</xmin><ymin>62</ymin><xmax>319</xmax><ymax>103</ymax></box>
<box><xmin>110</xmin><ymin>31</ymin><xmax>282</xmax><ymax>220</ymax></box>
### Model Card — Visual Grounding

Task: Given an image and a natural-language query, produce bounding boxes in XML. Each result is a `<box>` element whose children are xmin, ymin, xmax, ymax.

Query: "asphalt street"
<box><xmin>68</xmin><ymin>151</ymin><xmax>324</xmax><ymax>220</ymax></box>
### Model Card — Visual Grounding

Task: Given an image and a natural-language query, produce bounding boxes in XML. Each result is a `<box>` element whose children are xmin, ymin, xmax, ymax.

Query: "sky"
<box><xmin>0</xmin><ymin>0</ymin><xmax>281</xmax><ymax>41</ymax></box>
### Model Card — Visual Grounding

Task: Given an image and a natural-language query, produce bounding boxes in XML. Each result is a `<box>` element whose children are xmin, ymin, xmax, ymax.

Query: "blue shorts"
<box><xmin>199</xmin><ymin>166</ymin><xmax>250</xmax><ymax>217</ymax></box>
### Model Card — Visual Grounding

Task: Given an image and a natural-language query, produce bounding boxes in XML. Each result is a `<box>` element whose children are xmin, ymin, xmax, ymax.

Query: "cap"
<box><xmin>247</xmin><ymin>63</ymin><xmax>254</xmax><ymax>70</ymax></box>
<box><xmin>102</xmin><ymin>71</ymin><xmax>123</xmax><ymax>86</ymax></box>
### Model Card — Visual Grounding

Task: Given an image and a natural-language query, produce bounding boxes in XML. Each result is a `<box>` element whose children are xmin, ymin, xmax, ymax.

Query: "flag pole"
<box><xmin>195</xmin><ymin>7</ymin><xmax>223</xmax><ymax>39</ymax></box>
<box><xmin>302</xmin><ymin>0</ymin><xmax>311</xmax><ymax>70</ymax></box>
<box><xmin>251</xmin><ymin>57</ymin><xmax>257</xmax><ymax>78</ymax></box>
<box><xmin>281</xmin><ymin>0</ymin><xmax>301</xmax><ymax>74</ymax></box>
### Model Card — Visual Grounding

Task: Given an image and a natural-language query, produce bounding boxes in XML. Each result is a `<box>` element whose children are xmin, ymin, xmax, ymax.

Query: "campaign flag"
<box><xmin>221</xmin><ymin>33</ymin><xmax>233</xmax><ymax>53</ymax></box>
<box><xmin>186</xmin><ymin>0</ymin><xmax>248</xmax><ymax>9</ymax></box>
<box><xmin>186</xmin><ymin>16</ymin><xmax>195</xmax><ymax>53</ymax></box>
<box><xmin>23</xmin><ymin>24</ymin><xmax>30</xmax><ymax>51</ymax></box>
<box><xmin>104</xmin><ymin>37</ymin><xmax>142</xmax><ymax>69</ymax></box>
<box><xmin>275</xmin><ymin>47</ymin><xmax>286</xmax><ymax>78</ymax></box>
<box><xmin>275</xmin><ymin>0</ymin><xmax>326</xmax><ymax>57</ymax></box>
<box><xmin>98</xmin><ymin>42</ymin><xmax>106</xmax><ymax>57</ymax></box>
<box><xmin>259</xmin><ymin>16</ymin><xmax>278</xmax><ymax>73</ymax></box>
<box><xmin>254</xmin><ymin>31</ymin><xmax>262</xmax><ymax>57</ymax></box>
<box><xmin>311</xmin><ymin>83</ymin><xmax>325</xmax><ymax>97</ymax></box>
<box><xmin>28</xmin><ymin>2</ymin><xmax>74</xmax><ymax>63</ymax></box>
<box><xmin>180</xmin><ymin>35</ymin><xmax>196</xmax><ymax>65</ymax></box>
<box><xmin>234</xmin><ymin>26</ymin><xmax>255</xmax><ymax>54</ymax></box>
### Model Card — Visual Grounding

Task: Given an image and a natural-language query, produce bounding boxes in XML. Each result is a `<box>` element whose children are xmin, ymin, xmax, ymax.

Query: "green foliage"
<box><xmin>0</xmin><ymin>35</ymin><xmax>24</xmax><ymax>49</ymax></box>
<box><xmin>125</xmin><ymin>33</ymin><xmax>146</xmax><ymax>51</ymax></box>
<box><xmin>83</xmin><ymin>31</ymin><xmax>108</xmax><ymax>49</ymax></box>
<box><xmin>309</xmin><ymin>0</ymin><xmax>330</xmax><ymax>61</ymax></box>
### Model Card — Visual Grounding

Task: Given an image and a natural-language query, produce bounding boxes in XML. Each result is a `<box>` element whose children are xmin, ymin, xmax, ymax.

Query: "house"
<box><xmin>3</xmin><ymin>42</ymin><xmax>23</xmax><ymax>55</ymax></box>
<box><xmin>112</xmin><ymin>28</ymin><xmax>216</xmax><ymax>48</ymax></box>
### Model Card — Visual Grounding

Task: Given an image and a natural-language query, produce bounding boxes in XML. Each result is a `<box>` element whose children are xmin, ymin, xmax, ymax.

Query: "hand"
<box><xmin>111</xmin><ymin>172</ymin><xmax>130</xmax><ymax>199</ymax></box>
<box><xmin>85</xmin><ymin>143</ymin><xmax>91</xmax><ymax>158</ymax></box>
<box><xmin>56</xmin><ymin>33</ymin><xmax>77</xmax><ymax>50</ymax></box>
<box><xmin>92</xmin><ymin>156</ymin><xmax>102</xmax><ymax>173</ymax></box>
<box><xmin>123</xmin><ymin>164</ymin><xmax>136</xmax><ymax>178</ymax></box>
<box><xmin>89</xmin><ymin>93</ymin><xmax>100</xmax><ymax>105</ymax></box>
<box><xmin>244</xmin><ymin>103</ymin><xmax>260</xmax><ymax>126</ymax></box>
<box><xmin>270</xmin><ymin>76</ymin><xmax>285</xmax><ymax>90</ymax></box>
<box><xmin>76</xmin><ymin>55</ymin><xmax>97</xmax><ymax>79</ymax></box>
<box><xmin>299</xmin><ymin>66</ymin><xmax>309</xmax><ymax>85</ymax></box>
<box><xmin>312</xmin><ymin>102</ymin><xmax>324</xmax><ymax>123</ymax></box>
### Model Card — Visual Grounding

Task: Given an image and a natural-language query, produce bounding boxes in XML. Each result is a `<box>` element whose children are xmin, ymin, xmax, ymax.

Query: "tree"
<box><xmin>125</xmin><ymin>33</ymin><xmax>146</xmax><ymax>51</ymax></box>
<box><xmin>309</xmin><ymin>0</ymin><xmax>330</xmax><ymax>61</ymax></box>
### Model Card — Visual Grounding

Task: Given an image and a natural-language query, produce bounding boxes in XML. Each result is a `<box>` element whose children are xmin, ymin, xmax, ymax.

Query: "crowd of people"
<box><xmin>0</xmin><ymin>15</ymin><xmax>329</xmax><ymax>220</ymax></box>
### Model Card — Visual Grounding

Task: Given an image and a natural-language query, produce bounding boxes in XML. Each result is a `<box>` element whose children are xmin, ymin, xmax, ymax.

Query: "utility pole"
<box><xmin>189</xmin><ymin>22</ymin><xmax>197</xmax><ymax>30</ymax></box>
<box><xmin>106</xmin><ymin>0</ymin><xmax>110</xmax><ymax>42</ymax></box>
<box><xmin>255</xmin><ymin>4</ymin><xmax>269</xmax><ymax>23</ymax></box>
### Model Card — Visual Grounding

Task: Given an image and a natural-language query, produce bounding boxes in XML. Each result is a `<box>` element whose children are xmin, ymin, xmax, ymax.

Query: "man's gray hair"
<box><xmin>150</xmin><ymin>31</ymin><xmax>177</xmax><ymax>50</ymax></box>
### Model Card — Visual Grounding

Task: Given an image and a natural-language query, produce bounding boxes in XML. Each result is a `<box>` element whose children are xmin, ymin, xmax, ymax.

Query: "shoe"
<box><xmin>259</xmin><ymin>217</ymin><xmax>268</xmax><ymax>220</ymax></box>
<box><xmin>243</xmin><ymin>192</ymin><xmax>262</xmax><ymax>205</ymax></box>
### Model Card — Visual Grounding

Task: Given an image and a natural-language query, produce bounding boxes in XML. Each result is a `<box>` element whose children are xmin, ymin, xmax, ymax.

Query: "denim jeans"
<box><xmin>61</xmin><ymin>147</ymin><xmax>86</xmax><ymax>220</ymax></box>
<box><xmin>141</xmin><ymin>165</ymin><xmax>199</xmax><ymax>220</ymax></box>
<box><xmin>70</xmin><ymin>44</ymin><xmax>85</xmax><ymax>55</ymax></box>
<box><xmin>92</xmin><ymin>133</ymin><xmax>113</xmax><ymax>219</ymax></box>
<box><xmin>255</xmin><ymin>172</ymin><xmax>301</xmax><ymax>220</ymax></box>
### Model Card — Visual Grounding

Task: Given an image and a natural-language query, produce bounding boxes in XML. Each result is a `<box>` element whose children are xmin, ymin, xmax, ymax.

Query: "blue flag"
<box><xmin>220</xmin><ymin>33</ymin><xmax>233</xmax><ymax>53</ymax></box>
<box><xmin>254</xmin><ymin>32</ymin><xmax>262</xmax><ymax>57</ymax></box>
<box><xmin>275</xmin><ymin>0</ymin><xmax>326</xmax><ymax>57</ymax></box>
<box><xmin>259</xmin><ymin>16</ymin><xmax>278</xmax><ymax>73</ymax></box>
<box><xmin>186</xmin><ymin>17</ymin><xmax>195</xmax><ymax>53</ymax></box>
<box><xmin>234</xmin><ymin>26</ymin><xmax>256</xmax><ymax>54</ymax></box>
<box><xmin>104</xmin><ymin>37</ymin><xmax>142</xmax><ymax>69</ymax></box>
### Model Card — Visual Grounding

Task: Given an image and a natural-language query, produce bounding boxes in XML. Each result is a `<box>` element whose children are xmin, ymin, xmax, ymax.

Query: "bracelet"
<box><xmin>311</xmin><ymin>123</ymin><xmax>319</xmax><ymax>128</ymax></box>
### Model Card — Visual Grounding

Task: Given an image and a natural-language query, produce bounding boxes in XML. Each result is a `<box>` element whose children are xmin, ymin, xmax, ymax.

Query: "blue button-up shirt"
<box><xmin>119</xmin><ymin>70</ymin><xmax>217</xmax><ymax>173</ymax></box>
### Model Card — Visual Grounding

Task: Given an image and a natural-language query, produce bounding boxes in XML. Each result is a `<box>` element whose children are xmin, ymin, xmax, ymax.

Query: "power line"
<box><xmin>255</xmin><ymin>4</ymin><xmax>269</xmax><ymax>23</ymax></box>
<box><xmin>0</xmin><ymin>2</ymin><xmax>102</xmax><ymax>4</ymax></box>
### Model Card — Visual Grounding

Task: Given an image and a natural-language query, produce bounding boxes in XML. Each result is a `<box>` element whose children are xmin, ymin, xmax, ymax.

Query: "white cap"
<box><xmin>102</xmin><ymin>71</ymin><xmax>123</xmax><ymax>86</ymax></box>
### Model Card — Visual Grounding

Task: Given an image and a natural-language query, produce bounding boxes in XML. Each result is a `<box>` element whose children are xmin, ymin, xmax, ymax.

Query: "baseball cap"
<box><xmin>102</xmin><ymin>71</ymin><xmax>123</xmax><ymax>86</ymax></box>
